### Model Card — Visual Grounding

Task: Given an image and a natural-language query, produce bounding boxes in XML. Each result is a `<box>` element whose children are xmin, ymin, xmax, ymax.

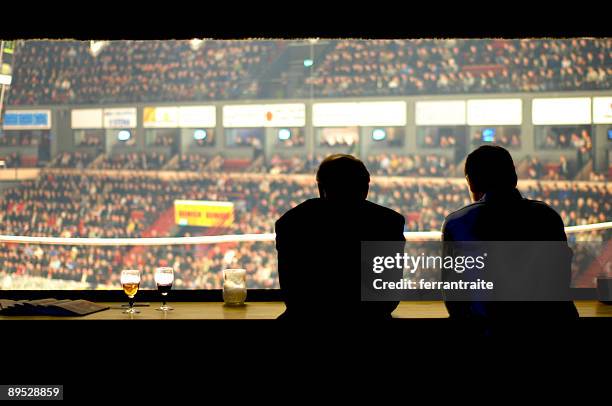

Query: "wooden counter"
<box><xmin>1</xmin><ymin>300</ymin><xmax>610</xmax><ymax>320</ymax></box>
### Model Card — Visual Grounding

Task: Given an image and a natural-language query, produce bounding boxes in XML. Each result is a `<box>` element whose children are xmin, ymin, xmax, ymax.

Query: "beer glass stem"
<box><xmin>129</xmin><ymin>297</ymin><xmax>134</xmax><ymax>310</ymax></box>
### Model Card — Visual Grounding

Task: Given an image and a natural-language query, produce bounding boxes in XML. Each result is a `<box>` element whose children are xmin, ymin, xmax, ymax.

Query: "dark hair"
<box><xmin>464</xmin><ymin>145</ymin><xmax>518</xmax><ymax>192</ymax></box>
<box><xmin>316</xmin><ymin>154</ymin><xmax>370</xmax><ymax>200</ymax></box>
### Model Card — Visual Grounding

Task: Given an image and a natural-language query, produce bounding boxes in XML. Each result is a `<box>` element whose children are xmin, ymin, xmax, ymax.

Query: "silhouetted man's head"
<box><xmin>464</xmin><ymin>145</ymin><xmax>518</xmax><ymax>201</ymax></box>
<box><xmin>316</xmin><ymin>154</ymin><xmax>370</xmax><ymax>202</ymax></box>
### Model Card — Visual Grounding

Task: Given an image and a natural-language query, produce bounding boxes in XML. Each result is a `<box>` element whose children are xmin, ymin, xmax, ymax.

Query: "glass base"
<box><xmin>223</xmin><ymin>301</ymin><xmax>246</xmax><ymax>307</ymax></box>
<box><xmin>123</xmin><ymin>307</ymin><xmax>140</xmax><ymax>314</ymax></box>
<box><xmin>155</xmin><ymin>305</ymin><xmax>174</xmax><ymax>311</ymax></box>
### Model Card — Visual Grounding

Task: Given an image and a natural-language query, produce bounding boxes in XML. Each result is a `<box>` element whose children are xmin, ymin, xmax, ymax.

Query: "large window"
<box><xmin>417</xmin><ymin>126</ymin><xmax>465</xmax><ymax>148</ymax></box>
<box><xmin>471</xmin><ymin>126</ymin><xmax>521</xmax><ymax>149</ymax></box>
<box><xmin>225</xmin><ymin>128</ymin><xmax>265</xmax><ymax>148</ymax></box>
<box><xmin>0</xmin><ymin>130</ymin><xmax>41</xmax><ymax>147</ymax></box>
<box><xmin>109</xmin><ymin>129</ymin><xmax>136</xmax><ymax>147</ymax></box>
<box><xmin>145</xmin><ymin>129</ymin><xmax>178</xmax><ymax>147</ymax></box>
<box><xmin>73</xmin><ymin>129</ymin><xmax>104</xmax><ymax>148</ymax></box>
<box><xmin>188</xmin><ymin>128</ymin><xmax>215</xmax><ymax>148</ymax></box>
<box><xmin>369</xmin><ymin>127</ymin><xmax>405</xmax><ymax>148</ymax></box>
<box><xmin>534</xmin><ymin>125</ymin><xmax>592</xmax><ymax>150</ymax></box>
<box><xmin>273</xmin><ymin>127</ymin><xmax>305</xmax><ymax>148</ymax></box>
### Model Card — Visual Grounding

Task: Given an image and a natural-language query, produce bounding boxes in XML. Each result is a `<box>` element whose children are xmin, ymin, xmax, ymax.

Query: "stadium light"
<box><xmin>372</xmin><ymin>128</ymin><xmax>387</xmax><ymax>141</ymax></box>
<box><xmin>89</xmin><ymin>41</ymin><xmax>108</xmax><ymax>58</ymax></box>
<box><xmin>190</xmin><ymin>39</ymin><xmax>205</xmax><ymax>51</ymax></box>
<box><xmin>278</xmin><ymin>128</ymin><xmax>291</xmax><ymax>141</ymax></box>
<box><xmin>194</xmin><ymin>129</ymin><xmax>207</xmax><ymax>140</ymax></box>
<box><xmin>303</xmin><ymin>59</ymin><xmax>314</xmax><ymax>68</ymax></box>
<box><xmin>117</xmin><ymin>130</ymin><xmax>131</xmax><ymax>142</ymax></box>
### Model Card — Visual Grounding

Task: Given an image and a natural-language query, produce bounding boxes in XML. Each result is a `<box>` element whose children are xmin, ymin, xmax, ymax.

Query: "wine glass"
<box><xmin>121</xmin><ymin>269</ymin><xmax>141</xmax><ymax>314</ymax></box>
<box><xmin>155</xmin><ymin>267</ymin><xmax>174</xmax><ymax>311</ymax></box>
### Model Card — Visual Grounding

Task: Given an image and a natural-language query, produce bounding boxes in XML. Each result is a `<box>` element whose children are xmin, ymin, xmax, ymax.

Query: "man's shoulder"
<box><xmin>521</xmin><ymin>198</ymin><xmax>557</xmax><ymax>211</ymax></box>
<box><xmin>362</xmin><ymin>200</ymin><xmax>405</xmax><ymax>223</ymax></box>
<box><xmin>444</xmin><ymin>201</ymin><xmax>485</xmax><ymax>224</ymax></box>
<box><xmin>275</xmin><ymin>198</ymin><xmax>322</xmax><ymax>228</ymax></box>
<box><xmin>443</xmin><ymin>196</ymin><xmax>564</xmax><ymax>237</ymax></box>
<box><xmin>519</xmin><ymin>198</ymin><xmax>564</xmax><ymax>222</ymax></box>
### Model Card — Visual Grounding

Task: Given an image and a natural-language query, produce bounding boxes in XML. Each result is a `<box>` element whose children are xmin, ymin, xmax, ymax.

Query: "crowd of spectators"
<box><xmin>0</xmin><ymin>132</ymin><xmax>39</xmax><ymax>147</ymax></box>
<box><xmin>193</xmin><ymin>135</ymin><xmax>215</xmax><ymax>148</ymax></box>
<box><xmin>4</xmin><ymin>145</ymin><xmax>604</xmax><ymax>182</ymax></box>
<box><xmin>318</xmin><ymin>128</ymin><xmax>358</xmax><ymax>147</ymax></box>
<box><xmin>523</xmin><ymin>182</ymin><xmax>610</xmax><ymax>228</ymax></box>
<box><xmin>229</xmin><ymin>133</ymin><xmax>264</xmax><ymax>149</ymax></box>
<box><xmin>275</xmin><ymin>129</ymin><xmax>305</xmax><ymax>148</ymax></box>
<box><xmin>0</xmin><ymin>152</ymin><xmax>20</xmax><ymax>168</ymax></box>
<box><xmin>93</xmin><ymin>152</ymin><xmax>168</xmax><ymax>170</ymax></box>
<box><xmin>419</xmin><ymin>132</ymin><xmax>457</xmax><ymax>149</ymax></box>
<box><xmin>0</xmin><ymin>170</ymin><xmax>609</xmax><ymax>289</ymax></box>
<box><xmin>539</xmin><ymin>128</ymin><xmax>592</xmax><ymax>151</ymax></box>
<box><xmin>10</xmin><ymin>40</ymin><xmax>283</xmax><ymax>105</ymax></box>
<box><xmin>6</xmin><ymin>39</ymin><xmax>610</xmax><ymax>105</ymax></box>
<box><xmin>0</xmin><ymin>173</ymin><xmax>168</xmax><ymax>287</ymax></box>
<box><xmin>266</xmin><ymin>154</ymin><xmax>320</xmax><ymax>174</ymax></box>
<box><xmin>366</xmin><ymin>154</ymin><xmax>454</xmax><ymax>177</ymax></box>
<box><xmin>525</xmin><ymin>156</ymin><xmax>575</xmax><ymax>180</ymax></box>
<box><xmin>75</xmin><ymin>133</ymin><xmax>104</xmax><ymax>148</ymax></box>
<box><xmin>176</xmin><ymin>154</ymin><xmax>211</xmax><ymax>172</ymax></box>
<box><xmin>149</xmin><ymin>133</ymin><xmax>175</xmax><ymax>147</ymax></box>
<box><xmin>52</xmin><ymin>151</ymin><xmax>99</xmax><ymax>169</ymax></box>
<box><xmin>472</xmin><ymin>130</ymin><xmax>521</xmax><ymax>149</ymax></box>
<box><xmin>301</xmin><ymin>38</ymin><xmax>611</xmax><ymax>98</ymax></box>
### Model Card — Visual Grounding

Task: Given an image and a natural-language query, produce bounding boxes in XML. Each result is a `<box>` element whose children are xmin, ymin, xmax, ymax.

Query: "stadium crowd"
<box><xmin>176</xmin><ymin>153</ymin><xmax>211</xmax><ymax>172</ymax></box>
<box><xmin>149</xmin><ymin>133</ymin><xmax>176</xmax><ymax>147</ymax></box>
<box><xmin>9</xmin><ymin>40</ymin><xmax>283</xmax><ymax>105</ymax></box>
<box><xmin>303</xmin><ymin>38</ymin><xmax>611</xmax><ymax>97</ymax></box>
<box><xmin>0</xmin><ymin>152</ymin><xmax>20</xmax><ymax>168</ymax></box>
<box><xmin>92</xmin><ymin>152</ymin><xmax>168</xmax><ymax>170</ymax></box>
<box><xmin>266</xmin><ymin>154</ymin><xmax>320</xmax><ymax>174</ymax></box>
<box><xmin>0</xmin><ymin>132</ymin><xmax>40</xmax><ymax>147</ymax></box>
<box><xmin>419</xmin><ymin>132</ymin><xmax>457</xmax><ymax>148</ymax></box>
<box><xmin>52</xmin><ymin>151</ymin><xmax>98</xmax><ymax>169</ymax></box>
<box><xmin>366</xmin><ymin>154</ymin><xmax>455</xmax><ymax>177</ymax></box>
<box><xmin>0</xmin><ymin>170</ymin><xmax>609</xmax><ymax>289</ymax></box>
<box><xmin>538</xmin><ymin>127</ymin><xmax>593</xmax><ymax>151</ymax></box>
<box><xmin>8</xmin><ymin>39</ymin><xmax>610</xmax><ymax>105</ymax></box>
<box><xmin>472</xmin><ymin>130</ymin><xmax>522</xmax><ymax>149</ymax></box>
<box><xmin>75</xmin><ymin>132</ymin><xmax>104</xmax><ymax>148</ymax></box>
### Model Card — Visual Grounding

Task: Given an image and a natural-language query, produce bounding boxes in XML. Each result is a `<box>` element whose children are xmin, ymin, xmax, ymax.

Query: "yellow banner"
<box><xmin>174</xmin><ymin>200</ymin><xmax>234</xmax><ymax>227</ymax></box>
<box><xmin>143</xmin><ymin>106</ymin><xmax>179</xmax><ymax>127</ymax></box>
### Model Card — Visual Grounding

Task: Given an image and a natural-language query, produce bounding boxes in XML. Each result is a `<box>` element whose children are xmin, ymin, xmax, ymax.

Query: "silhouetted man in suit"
<box><xmin>275</xmin><ymin>154</ymin><xmax>405</xmax><ymax>321</ymax></box>
<box><xmin>441</xmin><ymin>146</ymin><xmax>578</xmax><ymax>331</ymax></box>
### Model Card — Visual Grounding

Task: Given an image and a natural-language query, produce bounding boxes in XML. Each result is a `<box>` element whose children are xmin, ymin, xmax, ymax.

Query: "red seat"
<box><xmin>20</xmin><ymin>156</ymin><xmax>38</xmax><ymax>167</ymax></box>
<box><xmin>222</xmin><ymin>159</ymin><xmax>251</xmax><ymax>171</ymax></box>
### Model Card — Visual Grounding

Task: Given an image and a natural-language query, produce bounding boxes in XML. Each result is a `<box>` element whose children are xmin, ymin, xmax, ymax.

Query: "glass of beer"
<box><xmin>121</xmin><ymin>269</ymin><xmax>141</xmax><ymax>314</ymax></box>
<box><xmin>155</xmin><ymin>267</ymin><xmax>174</xmax><ymax>311</ymax></box>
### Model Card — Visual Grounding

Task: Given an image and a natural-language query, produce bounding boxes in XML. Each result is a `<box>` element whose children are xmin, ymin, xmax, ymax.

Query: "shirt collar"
<box><xmin>481</xmin><ymin>188</ymin><xmax>523</xmax><ymax>203</ymax></box>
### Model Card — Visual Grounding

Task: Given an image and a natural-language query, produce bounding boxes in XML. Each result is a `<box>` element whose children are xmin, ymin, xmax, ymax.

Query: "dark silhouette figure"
<box><xmin>442</xmin><ymin>145</ymin><xmax>579</xmax><ymax>328</ymax></box>
<box><xmin>275</xmin><ymin>154</ymin><xmax>405</xmax><ymax>321</ymax></box>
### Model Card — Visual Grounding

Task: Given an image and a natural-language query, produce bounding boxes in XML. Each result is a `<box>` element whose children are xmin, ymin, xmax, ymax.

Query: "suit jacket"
<box><xmin>275</xmin><ymin>198</ymin><xmax>405</xmax><ymax>321</ymax></box>
<box><xmin>441</xmin><ymin>188</ymin><xmax>579</xmax><ymax>320</ymax></box>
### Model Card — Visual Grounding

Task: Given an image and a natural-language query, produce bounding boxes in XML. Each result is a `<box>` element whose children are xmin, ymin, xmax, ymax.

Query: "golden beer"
<box><xmin>122</xmin><ymin>282</ymin><xmax>139</xmax><ymax>298</ymax></box>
